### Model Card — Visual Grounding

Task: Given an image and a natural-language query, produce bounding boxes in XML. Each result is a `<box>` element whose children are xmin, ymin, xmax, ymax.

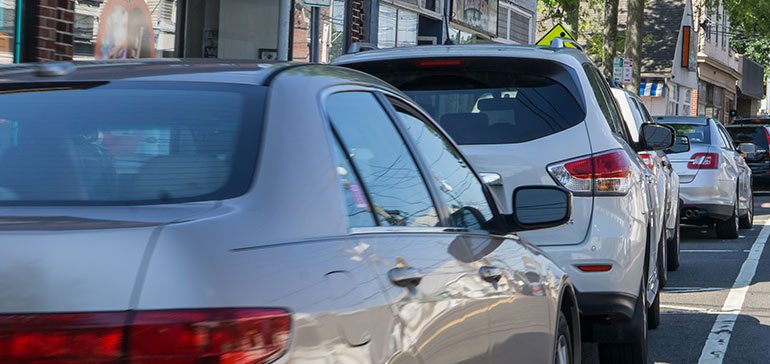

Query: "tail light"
<box><xmin>547</xmin><ymin>150</ymin><xmax>632</xmax><ymax>196</ymax></box>
<box><xmin>639</xmin><ymin>153</ymin><xmax>656</xmax><ymax>174</ymax></box>
<box><xmin>764</xmin><ymin>128</ymin><xmax>770</xmax><ymax>155</ymax></box>
<box><xmin>687</xmin><ymin>153</ymin><xmax>719</xmax><ymax>169</ymax></box>
<box><xmin>0</xmin><ymin>308</ymin><xmax>291</xmax><ymax>364</ymax></box>
<box><xmin>415</xmin><ymin>59</ymin><xmax>464</xmax><ymax>67</ymax></box>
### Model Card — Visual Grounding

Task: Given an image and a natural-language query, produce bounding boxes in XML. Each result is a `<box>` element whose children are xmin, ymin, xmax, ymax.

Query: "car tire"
<box><xmin>715</xmin><ymin>199</ymin><xmax>739</xmax><ymax>239</ymax></box>
<box><xmin>647</xmin><ymin>288</ymin><xmax>661</xmax><ymax>330</ymax></box>
<box><xmin>598</xmin><ymin>281</ymin><xmax>648</xmax><ymax>364</ymax></box>
<box><xmin>658</xmin><ymin>231</ymin><xmax>668</xmax><ymax>289</ymax></box>
<box><xmin>667</xmin><ymin>209</ymin><xmax>680</xmax><ymax>271</ymax></box>
<box><xmin>554</xmin><ymin>310</ymin><xmax>573</xmax><ymax>364</ymax></box>
<box><xmin>739</xmin><ymin>191</ymin><xmax>753</xmax><ymax>229</ymax></box>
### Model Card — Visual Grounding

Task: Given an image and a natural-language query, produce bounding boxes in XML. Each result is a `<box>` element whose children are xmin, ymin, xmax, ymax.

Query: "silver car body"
<box><xmin>0</xmin><ymin>61</ymin><xmax>579</xmax><ymax>364</ymax></box>
<box><xmin>335</xmin><ymin>45</ymin><xmax>661</xmax><ymax>341</ymax></box>
<box><xmin>657</xmin><ymin>117</ymin><xmax>752</xmax><ymax>224</ymax></box>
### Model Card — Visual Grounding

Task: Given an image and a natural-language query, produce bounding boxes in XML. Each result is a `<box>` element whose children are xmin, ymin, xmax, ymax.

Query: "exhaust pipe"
<box><xmin>691</xmin><ymin>209</ymin><xmax>701</xmax><ymax>218</ymax></box>
<box><xmin>684</xmin><ymin>210</ymin><xmax>694</xmax><ymax>218</ymax></box>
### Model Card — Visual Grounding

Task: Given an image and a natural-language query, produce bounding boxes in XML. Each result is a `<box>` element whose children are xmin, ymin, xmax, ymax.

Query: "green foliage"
<box><xmin>732</xmin><ymin>37</ymin><xmax>770</xmax><ymax>70</ymax></box>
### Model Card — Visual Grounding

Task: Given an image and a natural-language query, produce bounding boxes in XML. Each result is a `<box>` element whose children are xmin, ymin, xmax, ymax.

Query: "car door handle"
<box><xmin>479</xmin><ymin>266</ymin><xmax>503</xmax><ymax>283</ymax></box>
<box><xmin>388</xmin><ymin>267</ymin><xmax>423</xmax><ymax>287</ymax></box>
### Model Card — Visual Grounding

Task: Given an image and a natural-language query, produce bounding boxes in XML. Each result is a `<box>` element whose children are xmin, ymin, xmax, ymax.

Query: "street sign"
<box><xmin>304</xmin><ymin>0</ymin><xmax>331</xmax><ymax>6</ymax></box>
<box><xmin>536</xmin><ymin>23</ymin><xmax>577</xmax><ymax>48</ymax></box>
<box><xmin>623</xmin><ymin>58</ymin><xmax>633</xmax><ymax>84</ymax></box>
<box><xmin>613</xmin><ymin>57</ymin><xmax>624</xmax><ymax>84</ymax></box>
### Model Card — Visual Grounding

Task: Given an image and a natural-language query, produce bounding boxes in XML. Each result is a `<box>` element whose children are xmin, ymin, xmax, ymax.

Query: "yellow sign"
<box><xmin>536</xmin><ymin>23</ymin><xmax>577</xmax><ymax>48</ymax></box>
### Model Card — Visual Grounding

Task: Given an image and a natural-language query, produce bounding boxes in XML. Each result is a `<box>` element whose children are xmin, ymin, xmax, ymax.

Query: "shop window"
<box><xmin>378</xmin><ymin>5</ymin><xmax>418</xmax><ymax>49</ymax></box>
<box><xmin>448</xmin><ymin>27</ymin><xmax>475</xmax><ymax>45</ymax></box>
<box><xmin>74</xmin><ymin>0</ymin><xmax>178</xmax><ymax>60</ymax></box>
<box><xmin>0</xmin><ymin>1</ymin><xmax>16</xmax><ymax>64</ymax></box>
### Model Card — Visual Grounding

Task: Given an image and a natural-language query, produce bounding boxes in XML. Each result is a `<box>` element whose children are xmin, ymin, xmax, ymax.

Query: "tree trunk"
<box><xmin>624</xmin><ymin>0</ymin><xmax>644</xmax><ymax>93</ymax></box>
<box><xmin>602</xmin><ymin>0</ymin><xmax>619</xmax><ymax>77</ymax></box>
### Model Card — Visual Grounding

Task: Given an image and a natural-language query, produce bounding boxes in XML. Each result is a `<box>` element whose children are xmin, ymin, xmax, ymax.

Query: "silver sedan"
<box><xmin>0</xmin><ymin>60</ymin><xmax>580</xmax><ymax>364</ymax></box>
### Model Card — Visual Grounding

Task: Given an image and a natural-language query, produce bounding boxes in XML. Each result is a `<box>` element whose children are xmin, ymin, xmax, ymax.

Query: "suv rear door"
<box><xmin>338</xmin><ymin>57</ymin><xmax>594</xmax><ymax>247</ymax></box>
<box><xmin>726</xmin><ymin>125</ymin><xmax>770</xmax><ymax>176</ymax></box>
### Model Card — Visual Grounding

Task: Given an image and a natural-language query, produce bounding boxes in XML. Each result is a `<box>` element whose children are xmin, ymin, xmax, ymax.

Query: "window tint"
<box><xmin>346</xmin><ymin>57</ymin><xmax>586</xmax><ymax>145</ymax></box>
<box><xmin>0</xmin><ymin>83</ymin><xmax>262</xmax><ymax>205</ymax></box>
<box><xmin>585</xmin><ymin>65</ymin><xmax>627</xmax><ymax>139</ymax></box>
<box><xmin>330</xmin><ymin>138</ymin><xmax>377</xmax><ymax>227</ymax></box>
<box><xmin>716</xmin><ymin>124</ymin><xmax>734</xmax><ymax>150</ymax></box>
<box><xmin>326</xmin><ymin>92</ymin><xmax>439</xmax><ymax>227</ymax></box>
<box><xmin>660</xmin><ymin>123</ymin><xmax>711</xmax><ymax>144</ymax></box>
<box><xmin>726</xmin><ymin>127</ymin><xmax>770</xmax><ymax>148</ymax></box>
<box><xmin>394</xmin><ymin>105</ymin><xmax>494</xmax><ymax>230</ymax></box>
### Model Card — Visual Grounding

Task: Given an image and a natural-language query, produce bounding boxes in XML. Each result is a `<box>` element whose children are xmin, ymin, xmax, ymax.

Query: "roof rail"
<box><xmin>347</xmin><ymin>42</ymin><xmax>379</xmax><ymax>54</ymax></box>
<box><xmin>550</xmin><ymin>38</ymin><xmax>584</xmax><ymax>51</ymax></box>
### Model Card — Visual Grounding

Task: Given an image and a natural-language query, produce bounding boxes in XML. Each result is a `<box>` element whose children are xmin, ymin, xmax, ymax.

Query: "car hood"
<box><xmin>0</xmin><ymin>203</ymin><xmax>217</xmax><ymax>313</ymax></box>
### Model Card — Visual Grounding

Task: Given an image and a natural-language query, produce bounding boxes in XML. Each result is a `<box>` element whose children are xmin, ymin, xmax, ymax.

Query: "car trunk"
<box><xmin>666</xmin><ymin>144</ymin><xmax>714</xmax><ymax>183</ymax></box>
<box><xmin>0</xmin><ymin>204</ymin><xmax>215</xmax><ymax>313</ymax></box>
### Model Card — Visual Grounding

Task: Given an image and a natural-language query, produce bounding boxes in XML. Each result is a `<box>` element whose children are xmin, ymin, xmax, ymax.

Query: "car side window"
<box><xmin>634</xmin><ymin>98</ymin><xmax>654</xmax><ymax>123</ymax></box>
<box><xmin>584</xmin><ymin>65</ymin><xmax>629</xmax><ymax>141</ymax></box>
<box><xmin>390</xmin><ymin>101</ymin><xmax>495</xmax><ymax>231</ymax></box>
<box><xmin>716</xmin><ymin>124</ymin><xmax>735</xmax><ymax>151</ymax></box>
<box><xmin>330</xmin><ymin>138</ymin><xmax>377</xmax><ymax>227</ymax></box>
<box><xmin>326</xmin><ymin>92</ymin><xmax>439</xmax><ymax>227</ymax></box>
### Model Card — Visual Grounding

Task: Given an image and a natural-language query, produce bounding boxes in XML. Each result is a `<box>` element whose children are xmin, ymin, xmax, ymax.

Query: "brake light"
<box><xmin>688</xmin><ymin>152</ymin><xmax>719</xmax><ymax>169</ymax></box>
<box><xmin>415</xmin><ymin>59</ymin><xmax>464</xmax><ymax>67</ymax></box>
<box><xmin>764</xmin><ymin>129</ymin><xmax>770</xmax><ymax>155</ymax></box>
<box><xmin>577</xmin><ymin>264</ymin><xmax>613</xmax><ymax>272</ymax></box>
<box><xmin>547</xmin><ymin>150</ymin><xmax>632</xmax><ymax>195</ymax></box>
<box><xmin>639</xmin><ymin>153</ymin><xmax>656</xmax><ymax>173</ymax></box>
<box><xmin>0</xmin><ymin>309</ymin><xmax>291</xmax><ymax>364</ymax></box>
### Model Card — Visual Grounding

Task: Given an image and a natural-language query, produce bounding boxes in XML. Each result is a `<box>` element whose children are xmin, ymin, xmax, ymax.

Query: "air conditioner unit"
<box><xmin>417</xmin><ymin>36</ymin><xmax>437</xmax><ymax>46</ymax></box>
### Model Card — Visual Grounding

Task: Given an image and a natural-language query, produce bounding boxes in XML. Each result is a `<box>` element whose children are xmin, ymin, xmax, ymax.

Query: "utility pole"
<box><xmin>310</xmin><ymin>6</ymin><xmax>321</xmax><ymax>63</ymax></box>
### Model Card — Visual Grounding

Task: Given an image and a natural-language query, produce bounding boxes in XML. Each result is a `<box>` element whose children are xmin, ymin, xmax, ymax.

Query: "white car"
<box><xmin>657</xmin><ymin>116</ymin><xmax>753</xmax><ymax>238</ymax></box>
<box><xmin>336</xmin><ymin>41</ymin><xmax>675</xmax><ymax>363</ymax></box>
<box><xmin>612</xmin><ymin>88</ymin><xmax>682</xmax><ymax>279</ymax></box>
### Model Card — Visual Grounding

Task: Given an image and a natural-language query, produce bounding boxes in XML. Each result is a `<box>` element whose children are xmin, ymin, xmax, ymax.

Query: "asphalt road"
<box><xmin>583</xmin><ymin>193</ymin><xmax>770</xmax><ymax>364</ymax></box>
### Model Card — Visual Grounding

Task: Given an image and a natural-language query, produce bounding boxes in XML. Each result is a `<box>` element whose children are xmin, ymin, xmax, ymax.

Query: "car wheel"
<box><xmin>667</xmin><ymin>209</ymin><xmax>680</xmax><ymax>271</ymax></box>
<box><xmin>715</xmin><ymin>199</ymin><xmax>739</xmax><ymax>239</ymax></box>
<box><xmin>658</xmin><ymin>232</ymin><xmax>667</xmax><ymax>289</ymax></box>
<box><xmin>554</xmin><ymin>310</ymin><xmax>572</xmax><ymax>364</ymax></box>
<box><xmin>647</xmin><ymin>287</ymin><xmax>661</xmax><ymax>330</ymax></box>
<box><xmin>739</xmin><ymin>191</ymin><xmax>754</xmax><ymax>229</ymax></box>
<box><xmin>598</xmin><ymin>280</ymin><xmax>648</xmax><ymax>364</ymax></box>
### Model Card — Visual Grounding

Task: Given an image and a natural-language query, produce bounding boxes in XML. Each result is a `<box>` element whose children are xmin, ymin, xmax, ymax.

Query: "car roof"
<box><xmin>334</xmin><ymin>44</ymin><xmax>592</xmax><ymax>65</ymax></box>
<box><xmin>654</xmin><ymin>116</ymin><xmax>710</xmax><ymax>125</ymax></box>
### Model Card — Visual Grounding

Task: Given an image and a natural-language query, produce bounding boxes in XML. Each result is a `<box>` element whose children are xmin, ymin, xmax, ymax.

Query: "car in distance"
<box><xmin>335</xmin><ymin>41</ymin><xmax>675</xmax><ymax>363</ymax></box>
<box><xmin>657</xmin><ymin>116</ymin><xmax>753</xmax><ymax>236</ymax></box>
<box><xmin>0</xmin><ymin>60</ymin><xmax>580</xmax><ymax>364</ymax></box>
<box><xmin>726</xmin><ymin>120</ymin><xmax>770</xmax><ymax>190</ymax></box>
<box><xmin>611</xmin><ymin>87</ymin><xmax>682</xmax><ymax>275</ymax></box>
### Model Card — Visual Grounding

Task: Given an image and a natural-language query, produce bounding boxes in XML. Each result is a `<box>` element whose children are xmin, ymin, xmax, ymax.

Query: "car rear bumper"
<box><xmin>680</xmin><ymin>203</ymin><xmax>734</xmax><ymax>223</ymax></box>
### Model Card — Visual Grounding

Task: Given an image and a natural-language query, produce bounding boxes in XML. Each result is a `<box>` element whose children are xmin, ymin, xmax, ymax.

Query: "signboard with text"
<box><xmin>451</xmin><ymin>0</ymin><xmax>499</xmax><ymax>35</ymax></box>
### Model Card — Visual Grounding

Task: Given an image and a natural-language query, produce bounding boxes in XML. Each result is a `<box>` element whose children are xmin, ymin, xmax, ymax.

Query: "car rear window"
<box><xmin>344</xmin><ymin>57</ymin><xmax>586</xmax><ymax>145</ymax></box>
<box><xmin>0</xmin><ymin>81</ymin><xmax>264</xmax><ymax>205</ymax></box>
<box><xmin>727</xmin><ymin>126</ymin><xmax>769</xmax><ymax>148</ymax></box>
<box><xmin>659</xmin><ymin>123</ymin><xmax>711</xmax><ymax>144</ymax></box>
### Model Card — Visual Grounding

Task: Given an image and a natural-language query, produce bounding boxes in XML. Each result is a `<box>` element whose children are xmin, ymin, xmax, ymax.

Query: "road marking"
<box><xmin>663</xmin><ymin>287</ymin><xmax>724</xmax><ymax>293</ymax></box>
<box><xmin>681</xmin><ymin>249</ymin><xmax>750</xmax><ymax>253</ymax></box>
<box><xmin>661</xmin><ymin>304</ymin><xmax>722</xmax><ymax>314</ymax></box>
<box><xmin>698</xmin><ymin>218</ymin><xmax>770</xmax><ymax>363</ymax></box>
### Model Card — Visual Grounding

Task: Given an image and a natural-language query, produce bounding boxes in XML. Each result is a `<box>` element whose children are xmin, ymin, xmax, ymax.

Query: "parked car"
<box><xmin>656</xmin><ymin>116</ymin><xmax>754</xmax><ymax>236</ymax></box>
<box><xmin>335</xmin><ymin>42</ymin><xmax>675</xmax><ymax>363</ymax></box>
<box><xmin>725</xmin><ymin>121</ymin><xmax>770</xmax><ymax>189</ymax></box>
<box><xmin>611</xmin><ymin>88</ymin><xmax>682</xmax><ymax>276</ymax></box>
<box><xmin>0</xmin><ymin>60</ymin><xmax>582</xmax><ymax>364</ymax></box>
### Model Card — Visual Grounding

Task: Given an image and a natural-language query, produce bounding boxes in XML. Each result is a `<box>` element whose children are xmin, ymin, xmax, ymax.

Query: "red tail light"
<box><xmin>687</xmin><ymin>152</ymin><xmax>719</xmax><ymax>169</ymax></box>
<box><xmin>764</xmin><ymin>128</ymin><xmax>770</xmax><ymax>155</ymax></box>
<box><xmin>0</xmin><ymin>308</ymin><xmax>291</xmax><ymax>364</ymax></box>
<box><xmin>576</xmin><ymin>264</ymin><xmax>613</xmax><ymax>272</ymax></box>
<box><xmin>548</xmin><ymin>150</ymin><xmax>633</xmax><ymax>195</ymax></box>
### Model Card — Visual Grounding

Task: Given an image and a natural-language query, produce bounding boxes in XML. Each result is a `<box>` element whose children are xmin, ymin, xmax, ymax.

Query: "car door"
<box><xmin>324</xmin><ymin>90</ymin><xmax>491</xmax><ymax>364</ymax></box>
<box><xmin>384</xmin><ymin>96</ymin><xmax>555</xmax><ymax>364</ymax></box>
<box><xmin>717</xmin><ymin>123</ymin><xmax>752</xmax><ymax>212</ymax></box>
<box><xmin>715</xmin><ymin>122</ymin><xmax>743</xmax><ymax>200</ymax></box>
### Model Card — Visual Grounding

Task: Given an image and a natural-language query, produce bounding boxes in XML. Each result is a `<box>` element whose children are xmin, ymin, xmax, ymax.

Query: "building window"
<box><xmin>378</xmin><ymin>4</ymin><xmax>418</xmax><ymax>49</ymax></box>
<box><xmin>683</xmin><ymin>89</ymin><xmax>692</xmax><ymax>116</ymax></box>
<box><xmin>448</xmin><ymin>27</ymin><xmax>475</xmax><ymax>44</ymax></box>
<box><xmin>0</xmin><ymin>1</ymin><xmax>17</xmax><ymax>64</ymax></box>
<box><xmin>498</xmin><ymin>2</ymin><xmax>533</xmax><ymax>44</ymax></box>
<box><xmin>721</xmin><ymin>7</ymin><xmax>727</xmax><ymax>50</ymax></box>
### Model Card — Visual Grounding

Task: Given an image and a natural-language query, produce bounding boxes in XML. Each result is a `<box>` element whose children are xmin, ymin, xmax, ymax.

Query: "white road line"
<box><xmin>681</xmin><ymin>249</ymin><xmax>750</xmax><ymax>253</ymax></box>
<box><xmin>663</xmin><ymin>287</ymin><xmax>724</xmax><ymax>293</ymax></box>
<box><xmin>698</xmin><ymin>218</ymin><xmax>770</xmax><ymax>364</ymax></box>
<box><xmin>660</xmin><ymin>304</ymin><xmax>723</xmax><ymax>314</ymax></box>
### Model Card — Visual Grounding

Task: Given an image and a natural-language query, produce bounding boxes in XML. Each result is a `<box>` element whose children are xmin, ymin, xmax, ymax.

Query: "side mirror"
<box><xmin>737</xmin><ymin>143</ymin><xmax>757</xmax><ymax>158</ymax></box>
<box><xmin>665</xmin><ymin>135</ymin><xmax>691</xmax><ymax>154</ymax></box>
<box><xmin>509</xmin><ymin>186</ymin><xmax>572</xmax><ymax>231</ymax></box>
<box><xmin>640</xmin><ymin>123</ymin><xmax>675</xmax><ymax>151</ymax></box>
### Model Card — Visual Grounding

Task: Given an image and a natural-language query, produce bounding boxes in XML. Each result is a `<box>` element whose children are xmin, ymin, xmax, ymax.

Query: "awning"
<box><xmin>639</xmin><ymin>80</ymin><xmax>665</xmax><ymax>97</ymax></box>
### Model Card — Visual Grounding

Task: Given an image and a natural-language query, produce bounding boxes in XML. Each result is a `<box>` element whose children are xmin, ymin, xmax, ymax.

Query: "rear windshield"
<box><xmin>727</xmin><ymin>127</ymin><xmax>769</xmax><ymax>147</ymax></box>
<box><xmin>659</xmin><ymin>123</ymin><xmax>711</xmax><ymax>144</ymax></box>
<box><xmin>0</xmin><ymin>82</ymin><xmax>264</xmax><ymax>205</ymax></box>
<box><xmin>346</xmin><ymin>58</ymin><xmax>586</xmax><ymax>145</ymax></box>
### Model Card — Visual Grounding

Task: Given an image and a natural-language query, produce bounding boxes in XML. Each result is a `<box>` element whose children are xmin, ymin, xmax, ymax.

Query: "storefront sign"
<box><xmin>452</xmin><ymin>0</ymin><xmax>498</xmax><ymax>35</ymax></box>
<box><xmin>94</xmin><ymin>0</ymin><xmax>155</xmax><ymax>59</ymax></box>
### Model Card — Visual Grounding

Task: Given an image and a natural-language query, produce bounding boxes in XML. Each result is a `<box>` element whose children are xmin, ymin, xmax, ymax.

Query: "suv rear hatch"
<box><xmin>726</xmin><ymin>125</ymin><xmax>770</xmax><ymax>176</ymax></box>
<box><xmin>337</xmin><ymin>56</ymin><xmax>594</xmax><ymax>246</ymax></box>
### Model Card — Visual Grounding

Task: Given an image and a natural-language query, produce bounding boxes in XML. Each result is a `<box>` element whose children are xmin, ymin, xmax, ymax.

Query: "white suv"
<box><xmin>336</xmin><ymin>42</ymin><xmax>674</xmax><ymax>363</ymax></box>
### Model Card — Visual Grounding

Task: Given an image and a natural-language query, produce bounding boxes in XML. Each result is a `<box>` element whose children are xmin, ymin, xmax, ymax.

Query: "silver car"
<box><xmin>0</xmin><ymin>61</ymin><xmax>580</xmax><ymax>364</ymax></box>
<box><xmin>657</xmin><ymin>116</ymin><xmax>753</xmax><ymax>238</ymax></box>
<box><xmin>611</xmin><ymin>88</ymin><xmax>682</xmax><ymax>277</ymax></box>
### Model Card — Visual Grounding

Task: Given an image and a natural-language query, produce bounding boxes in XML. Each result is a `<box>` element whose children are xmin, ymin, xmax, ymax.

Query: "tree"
<box><xmin>602</xmin><ymin>0</ymin><xmax>620</xmax><ymax>77</ymax></box>
<box><xmin>624</xmin><ymin>0</ymin><xmax>644</xmax><ymax>93</ymax></box>
<box><xmin>540</xmin><ymin>0</ymin><xmax>581</xmax><ymax>37</ymax></box>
